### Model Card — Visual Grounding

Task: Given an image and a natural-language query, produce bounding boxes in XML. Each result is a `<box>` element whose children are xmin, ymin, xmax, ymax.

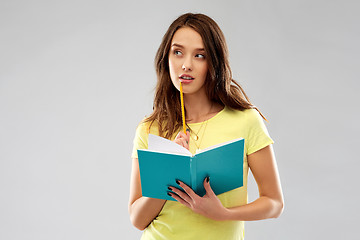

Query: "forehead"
<box><xmin>171</xmin><ymin>27</ymin><xmax>204</xmax><ymax>49</ymax></box>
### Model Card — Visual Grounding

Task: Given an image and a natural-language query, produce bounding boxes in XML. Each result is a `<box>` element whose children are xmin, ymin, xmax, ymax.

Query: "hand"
<box><xmin>168</xmin><ymin>177</ymin><xmax>228</xmax><ymax>221</ymax></box>
<box><xmin>173</xmin><ymin>129</ymin><xmax>190</xmax><ymax>150</ymax></box>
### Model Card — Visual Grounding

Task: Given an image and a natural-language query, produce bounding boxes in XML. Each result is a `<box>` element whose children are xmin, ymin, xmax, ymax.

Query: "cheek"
<box><xmin>168</xmin><ymin>59</ymin><xmax>179</xmax><ymax>87</ymax></box>
<box><xmin>199</xmin><ymin>64</ymin><xmax>208</xmax><ymax>79</ymax></box>
<box><xmin>168</xmin><ymin>58</ymin><xmax>177</xmax><ymax>74</ymax></box>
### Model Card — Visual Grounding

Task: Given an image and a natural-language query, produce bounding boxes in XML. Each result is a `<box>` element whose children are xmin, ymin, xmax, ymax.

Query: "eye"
<box><xmin>196</xmin><ymin>54</ymin><xmax>205</xmax><ymax>59</ymax></box>
<box><xmin>174</xmin><ymin>50</ymin><xmax>182</xmax><ymax>56</ymax></box>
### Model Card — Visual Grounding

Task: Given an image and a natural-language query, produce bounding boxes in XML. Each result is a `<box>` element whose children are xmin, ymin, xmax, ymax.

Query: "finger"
<box><xmin>180</xmin><ymin>138</ymin><xmax>188</xmax><ymax>146</ymax></box>
<box><xmin>178</xmin><ymin>131</ymin><xmax>190</xmax><ymax>142</ymax></box>
<box><xmin>182</xmin><ymin>138</ymin><xmax>189</xmax><ymax>150</ymax></box>
<box><xmin>174</xmin><ymin>131</ymin><xmax>190</xmax><ymax>147</ymax></box>
<box><xmin>175</xmin><ymin>131</ymin><xmax>185</xmax><ymax>139</ymax></box>
<box><xmin>180</xmin><ymin>132</ymin><xmax>190</xmax><ymax>149</ymax></box>
<box><xmin>203</xmin><ymin>177</ymin><xmax>216</xmax><ymax>197</ymax></box>
<box><xmin>174</xmin><ymin>139</ymin><xmax>185</xmax><ymax>147</ymax></box>
<box><xmin>168</xmin><ymin>186</ymin><xmax>192</xmax><ymax>203</ymax></box>
<box><xmin>175</xmin><ymin>137</ymin><xmax>189</xmax><ymax>149</ymax></box>
<box><xmin>186</xmin><ymin>129</ymin><xmax>190</xmax><ymax>138</ymax></box>
<box><xmin>168</xmin><ymin>192</ymin><xmax>191</xmax><ymax>208</ymax></box>
<box><xmin>175</xmin><ymin>131</ymin><xmax>185</xmax><ymax>140</ymax></box>
<box><xmin>176</xmin><ymin>180</ymin><xmax>198</xmax><ymax>201</ymax></box>
<box><xmin>184</xmin><ymin>131</ymin><xmax>190</xmax><ymax>142</ymax></box>
<box><xmin>185</xmin><ymin>130</ymin><xmax>190</xmax><ymax>148</ymax></box>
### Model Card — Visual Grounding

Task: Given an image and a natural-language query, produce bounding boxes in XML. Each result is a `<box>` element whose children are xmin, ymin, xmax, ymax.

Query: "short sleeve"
<box><xmin>246</xmin><ymin>109</ymin><xmax>274</xmax><ymax>155</ymax></box>
<box><xmin>131</xmin><ymin>121</ymin><xmax>149</xmax><ymax>159</ymax></box>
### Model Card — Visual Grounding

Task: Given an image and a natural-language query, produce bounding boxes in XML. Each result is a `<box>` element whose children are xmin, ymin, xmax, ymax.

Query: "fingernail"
<box><xmin>168</xmin><ymin>186</ymin><xmax>172</xmax><ymax>191</ymax></box>
<box><xmin>176</xmin><ymin>179</ymin><xmax>181</xmax><ymax>185</ymax></box>
<box><xmin>186</xmin><ymin>128</ymin><xmax>190</xmax><ymax>132</ymax></box>
<box><xmin>206</xmin><ymin>176</ymin><xmax>210</xmax><ymax>183</ymax></box>
<box><xmin>167</xmin><ymin>192</ymin><xmax>172</xmax><ymax>196</ymax></box>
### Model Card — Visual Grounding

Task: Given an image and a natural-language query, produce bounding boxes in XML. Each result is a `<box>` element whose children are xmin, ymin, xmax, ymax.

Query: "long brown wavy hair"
<box><xmin>144</xmin><ymin>13</ymin><xmax>267</xmax><ymax>139</ymax></box>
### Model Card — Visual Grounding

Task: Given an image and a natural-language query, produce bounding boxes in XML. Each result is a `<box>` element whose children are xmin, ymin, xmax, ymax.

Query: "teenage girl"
<box><xmin>129</xmin><ymin>13</ymin><xmax>284</xmax><ymax>240</ymax></box>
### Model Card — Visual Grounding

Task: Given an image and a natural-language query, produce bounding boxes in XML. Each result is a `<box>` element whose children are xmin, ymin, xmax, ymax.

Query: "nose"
<box><xmin>182</xmin><ymin>56</ymin><xmax>192</xmax><ymax>71</ymax></box>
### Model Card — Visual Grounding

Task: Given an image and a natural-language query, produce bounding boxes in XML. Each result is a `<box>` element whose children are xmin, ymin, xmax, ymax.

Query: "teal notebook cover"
<box><xmin>138</xmin><ymin>134</ymin><xmax>244</xmax><ymax>201</ymax></box>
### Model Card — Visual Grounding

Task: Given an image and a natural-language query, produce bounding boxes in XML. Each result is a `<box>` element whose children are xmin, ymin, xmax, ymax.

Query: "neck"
<box><xmin>184</xmin><ymin>91</ymin><xmax>222</xmax><ymax>123</ymax></box>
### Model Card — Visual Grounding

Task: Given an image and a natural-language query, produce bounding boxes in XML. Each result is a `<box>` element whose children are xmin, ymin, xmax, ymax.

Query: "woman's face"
<box><xmin>168</xmin><ymin>27</ymin><xmax>208</xmax><ymax>95</ymax></box>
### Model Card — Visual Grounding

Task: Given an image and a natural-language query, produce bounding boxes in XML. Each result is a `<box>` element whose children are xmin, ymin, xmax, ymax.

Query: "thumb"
<box><xmin>203</xmin><ymin>177</ymin><xmax>216</xmax><ymax>197</ymax></box>
<box><xmin>186</xmin><ymin>129</ymin><xmax>191</xmax><ymax>141</ymax></box>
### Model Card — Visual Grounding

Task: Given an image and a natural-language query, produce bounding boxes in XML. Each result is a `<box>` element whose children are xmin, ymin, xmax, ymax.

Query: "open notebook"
<box><xmin>138</xmin><ymin>134</ymin><xmax>245</xmax><ymax>201</ymax></box>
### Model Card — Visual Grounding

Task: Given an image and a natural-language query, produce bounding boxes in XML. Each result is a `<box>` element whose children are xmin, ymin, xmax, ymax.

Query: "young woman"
<box><xmin>129</xmin><ymin>13</ymin><xmax>284</xmax><ymax>239</ymax></box>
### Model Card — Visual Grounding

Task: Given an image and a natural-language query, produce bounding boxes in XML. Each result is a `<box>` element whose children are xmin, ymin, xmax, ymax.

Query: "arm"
<box><xmin>128</xmin><ymin>130</ymin><xmax>190</xmax><ymax>230</ymax></box>
<box><xmin>169</xmin><ymin>145</ymin><xmax>284</xmax><ymax>221</ymax></box>
<box><xmin>128</xmin><ymin>157</ymin><xmax>166</xmax><ymax>230</ymax></box>
<box><xmin>224</xmin><ymin>144</ymin><xmax>284</xmax><ymax>220</ymax></box>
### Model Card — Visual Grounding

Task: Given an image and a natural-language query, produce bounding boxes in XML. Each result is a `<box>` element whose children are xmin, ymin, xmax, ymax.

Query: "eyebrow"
<box><xmin>171</xmin><ymin>43</ymin><xmax>205</xmax><ymax>51</ymax></box>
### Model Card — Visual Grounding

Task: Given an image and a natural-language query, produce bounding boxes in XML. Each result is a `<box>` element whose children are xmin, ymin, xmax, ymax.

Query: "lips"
<box><xmin>179</xmin><ymin>74</ymin><xmax>194</xmax><ymax>83</ymax></box>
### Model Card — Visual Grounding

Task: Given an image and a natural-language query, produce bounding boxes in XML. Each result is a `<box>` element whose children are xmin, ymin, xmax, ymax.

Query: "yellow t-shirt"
<box><xmin>131</xmin><ymin>106</ymin><xmax>274</xmax><ymax>240</ymax></box>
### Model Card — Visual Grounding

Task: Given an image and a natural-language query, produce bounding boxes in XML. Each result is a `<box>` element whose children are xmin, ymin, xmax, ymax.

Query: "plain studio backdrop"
<box><xmin>0</xmin><ymin>0</ymin><xmax>359</xmax><ymax>239</ymax></box>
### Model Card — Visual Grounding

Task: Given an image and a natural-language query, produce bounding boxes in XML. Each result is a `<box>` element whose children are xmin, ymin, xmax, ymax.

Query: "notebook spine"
<box><xmin>190</xmin><ymin>156</ymin><xmax>197</xmax><ymax>192</ymax></box>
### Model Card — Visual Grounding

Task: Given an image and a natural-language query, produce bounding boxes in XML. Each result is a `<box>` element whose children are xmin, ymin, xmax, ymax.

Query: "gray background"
<box><xmin>1</xmin><ymin>0</ymin><xmax>359</xmax><ymax>239</ymax></box>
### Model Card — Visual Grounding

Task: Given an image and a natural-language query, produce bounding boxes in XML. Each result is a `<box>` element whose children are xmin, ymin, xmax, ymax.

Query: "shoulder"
<box><xmin>224</xmin><ymin>107</ymin><xmax>263</xmax><ymax>122</ymax></box>
<box><xmin>135</xmin><ymin>118</ymin><xmax>160</xmax><ymax>137</ymax></box>
<box><xmin>135</xmin><ymin>119</ymin><xmax>150</xmax><ymax>134</ymax></box>
<box><xmin>243</xmin><ymin>108</ymin><xmax>264</xmax><ymax>122</ymax></box>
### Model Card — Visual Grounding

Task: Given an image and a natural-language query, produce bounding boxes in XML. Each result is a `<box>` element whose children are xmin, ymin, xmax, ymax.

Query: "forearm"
<box><xmin>223</xmin><ymin>196</ymin><xmax>284</xmax><ymax>221</ymax></box>
<box><xmin>129</xmin><ymin>197</ymin><xmax>166</xmax><ymax>230</ymax></box>
<box><xmin>220</xmin><ymin>145</ymin><xmax>285</xmax><ymax>221</ymax></box>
